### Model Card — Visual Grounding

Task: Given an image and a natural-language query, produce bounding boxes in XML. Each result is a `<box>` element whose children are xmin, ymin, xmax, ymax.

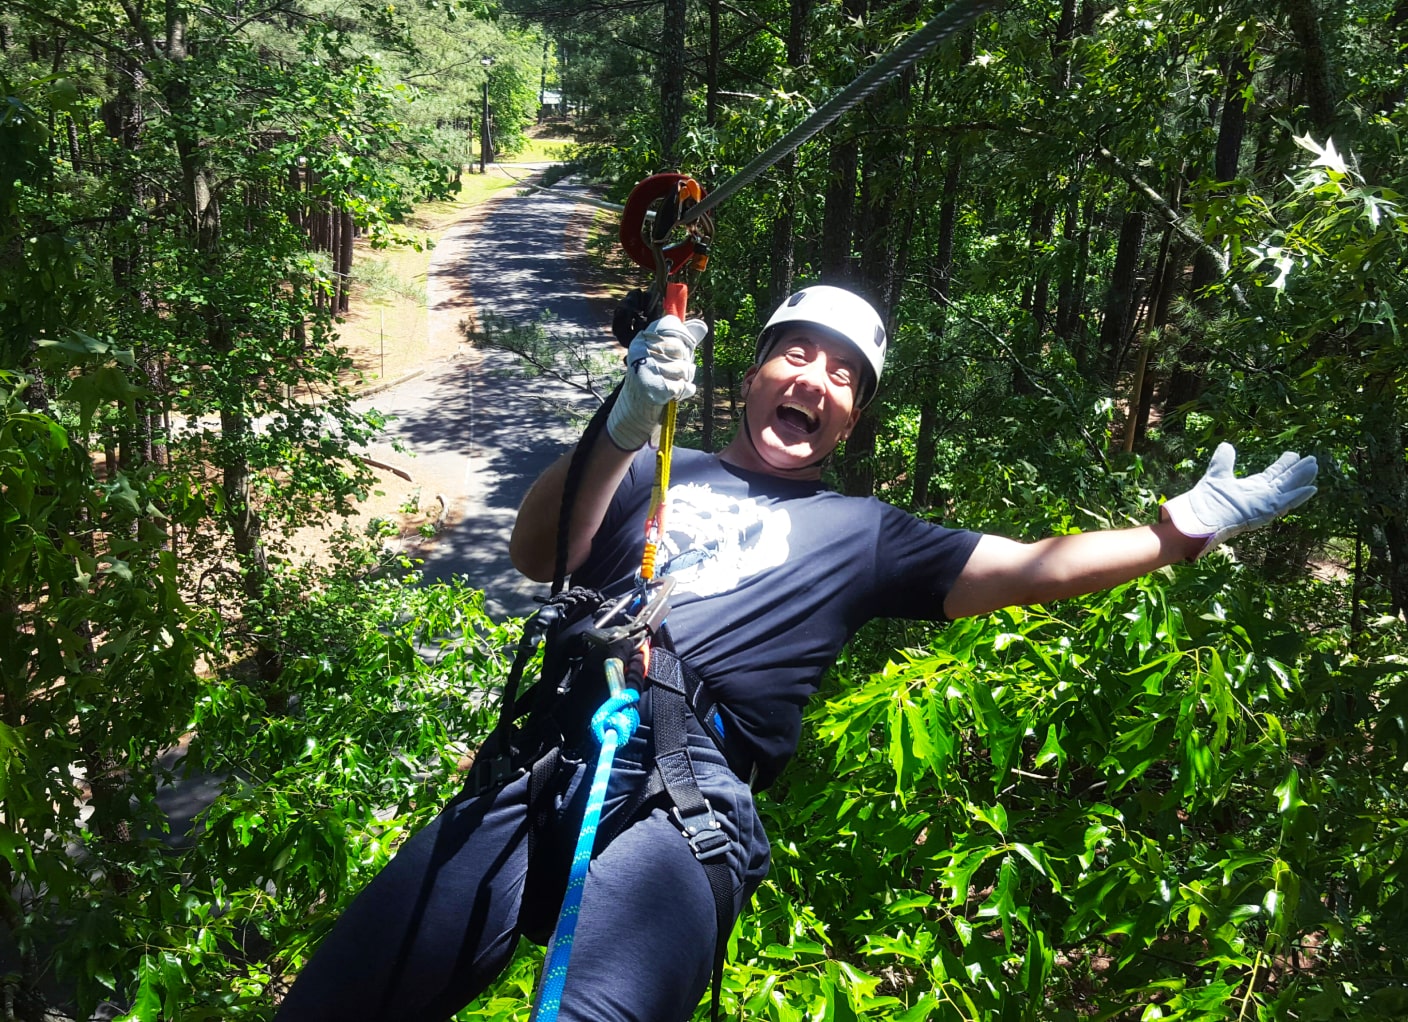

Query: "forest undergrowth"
<box><xmin>5</xmin><ymin>0</ymin><xmax>1408</xmax><ymax>1019</ymax></box>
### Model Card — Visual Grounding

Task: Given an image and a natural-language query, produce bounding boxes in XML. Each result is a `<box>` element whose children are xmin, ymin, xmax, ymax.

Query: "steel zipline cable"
<box><xmin>526</xmin><ymin>0</ymin><xmax>1003</xmax><ymax>220</ymax></box>
<box><xmin>679</xmin><ymin>0</ymin><xmax>1004</xmax><ymax>224</ymax></box>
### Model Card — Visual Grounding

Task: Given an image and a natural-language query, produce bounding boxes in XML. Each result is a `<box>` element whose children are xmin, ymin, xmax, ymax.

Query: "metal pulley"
<box><xmin>612</xmin><ymin>173</ymin><xmax>713</xmax><ymax>341</ymax></box>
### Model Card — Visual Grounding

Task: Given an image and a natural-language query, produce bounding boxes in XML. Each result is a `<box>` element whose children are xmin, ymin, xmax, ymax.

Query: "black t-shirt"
<box><xmin>573</xmin><ymin>447</ymin><xmax>981</xmax><ymax>786</ymax></box>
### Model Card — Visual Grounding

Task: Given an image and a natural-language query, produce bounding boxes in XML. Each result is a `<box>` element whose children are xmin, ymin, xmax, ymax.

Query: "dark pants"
<box><xmin>273</xmin><ymin>718</ymin><xmax>771</xmax><ymax>1022</ymax></box>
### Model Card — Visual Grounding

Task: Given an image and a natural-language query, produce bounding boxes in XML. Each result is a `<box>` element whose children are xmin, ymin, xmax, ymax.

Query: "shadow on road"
<box><xmin>410</xmin><ymin>181</ymin><xmax>626</xmax><ymax>618</ymax></box>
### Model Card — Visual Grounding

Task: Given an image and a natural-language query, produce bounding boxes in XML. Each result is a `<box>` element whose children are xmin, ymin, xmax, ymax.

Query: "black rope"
<box><xmin>552</xmin><ymin>383</ymin><xmax>621</xmax><ymax>595</ymax></box>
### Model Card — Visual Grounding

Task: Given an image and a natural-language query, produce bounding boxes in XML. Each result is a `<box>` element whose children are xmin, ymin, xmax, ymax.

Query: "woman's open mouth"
<box><xmin>775</xmin><ymin>402</ymin><xmax>820</xmax><ymax>435</ymax></box>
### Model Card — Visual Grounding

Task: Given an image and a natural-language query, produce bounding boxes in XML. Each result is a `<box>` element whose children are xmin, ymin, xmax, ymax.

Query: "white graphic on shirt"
<box><xmin>660</xmin><ymin>483</ymin><xmax>792</xmax><ymax>597</ymax></box>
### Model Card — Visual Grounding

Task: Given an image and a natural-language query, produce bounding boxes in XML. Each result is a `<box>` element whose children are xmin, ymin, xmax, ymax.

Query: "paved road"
<box><xmin>357</xmin><ymin>174</ymin><xmax>621</xmax><ymax>619</ymax></box>
<box><xmin>1</xmin><ymin>172</ymin><xmax>623</xmax><ymax>1003</ymax></box>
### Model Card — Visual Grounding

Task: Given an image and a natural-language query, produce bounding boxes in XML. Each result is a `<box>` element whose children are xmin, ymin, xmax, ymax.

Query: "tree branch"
<box><xmin>933</xmin><ymin>290</ymin><xmax>1111</xmax><ymax>472</ymax></box>
<box><xmin>718</xmin><ymin>0</ymin><xmax>787</xmax><ymax>45</ymax></box>
<box><xmin>6</xmin><ymin>1</ymin><xmax>135</xmax><ymax>58</ymax></box>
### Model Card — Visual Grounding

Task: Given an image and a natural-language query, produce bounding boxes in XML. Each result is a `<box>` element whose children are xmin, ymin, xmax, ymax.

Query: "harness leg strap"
<box><xmin>647</xmin><ymin>653</ymin><xmax>735</xmax><ymax>1022</ymax></box>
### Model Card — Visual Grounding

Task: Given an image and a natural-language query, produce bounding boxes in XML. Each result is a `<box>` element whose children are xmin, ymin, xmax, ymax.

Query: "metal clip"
<box><xmin>672</xmin><ymin>799</ymin><xmax>728</xmax><ymax>862</ymax></box>
<box><xmin>585</xmin><ymin>577</ymin><xmax>675</xmax><ymax>649</ymax></box>
<box><xmin>603</xmin><ymin>656</ymin><xmax>627</xmax><ymax>698</ymax></box>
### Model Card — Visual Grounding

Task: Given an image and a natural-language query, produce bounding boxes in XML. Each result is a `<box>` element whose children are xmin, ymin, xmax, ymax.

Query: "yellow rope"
<box><xmin>639</xmin><ymin>400</ymin><xmax>676</xmax><ymax>583</ymax></box>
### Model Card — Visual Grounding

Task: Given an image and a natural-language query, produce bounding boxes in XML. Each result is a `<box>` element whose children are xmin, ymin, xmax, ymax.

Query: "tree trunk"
<box><xmin>818</xmin><ymin>0</ymin><xmax>867</xmax><ymax>284</ymax></box>
<box><xmin>700</xmin><ymin>306</ymin><xmax>716</xmax><ymax>452</ymax></box>
<box><xmin>163</xmin><ymin>0</ymin><xmax>279</xmax><ymax>682</ymax></box>
<box><xmin>705</xmin><ymin>0</ymin><xmax>720</xmax><ymax>127</ymax></box>
<box><xmin>1022</xmin><ymin>200</ymin><xmax>1055</xmax><ymax>341</ymax></box>
<box><xmin>1136</xmin><ymin>241</ymin><xmax>1183</xmax><ymax>447</ymax></box>
<box><xmin>787</xmin><ymin>0</ymin><xmax>810</xmax><ymax>67</ymax></box>
<box><xmin>839</xmin><ymin>39</ymin><xmax>914</xmax><ymax>496</ymax></box>
<box><xmin>1053</xmin><ymin>0</ymin><xmax>1077</xmax><ymax>90</ymax></box>
<box><xmin>338</xmin><ymin>209</ymin><xmax>354</xmax><ymax>313</ymax></box>
<box><xmin>1214</xmin><ymin>51</ymin><xmax>1252</xmax><ymax>183</ymax></box>
<box><xmin>539</xmin><ymin>37</ymin><xmax>549</xmax><ymax>123</ymax></box>
<box><xmin>766</xmin><ymin>0</ymin><xmax>810</xmax><ymax>307</ymax></box>
<box><xmin>221</xmin><ymin>405</ymin><xmax>281</xmax><ymax>683</ymax></box>
<box><xmin>1166</xmin><ymin>49</ymin><xmax>1251</xmax><ymax>413</ymax></box>
<box><xmin>1097</xmin><ymin>198</ymin><xmax>1145</xmax><ymax>386</ymax></box>
<box><xmin>769</xmin><ymin>158</ymin><xmax>798</xmax><ymax>310</ymax></box>
<box><xmin>660</xmin><ymin>0</ymin><xmax>687</xmax><ymax>167</ymax></box>
<box><xmin>66</xmin><ymin>115</ymin><xmax>81</xmax><ymax>172</ymax></box>
<box><xmin>1376</xmin><ymin>0</ymin><xmax>1408</xmax><ymax>113</ymax></box>
<box><xmin>1363</xmin><ymin>397</ymin><xmax>1408</xmax><ymax>617</ymax></box>
<box><xmin>1283</xmin><ymin>0</ymin><xmax>1335</xmax><ymax>133</ymax></box>
<box><xmin>890</xmin><ymin>67</ymin><xmax>934</xmax><ymax>309</ymax></box>
<box><xmin>855</xmin><ymin>76</ymin><xmax>911</xmax><ymax>313</ymax></box>
<box><xmin>1055</xmin><ymin>193</ymin><xmax>1081</xmax><ymax>343</ymax></box>
<box><xmin>819</xmin><ymin>137</ymin><xmax>858</xmax><ymax>284</ymax></box>
<box><xmin>330</xmin><ymin>206</ymin><xmax>344</xmax><ymax>310</ymax></box>
<box><xmin>913</xmin><ymin>145</ymin><xmax>962</xmax><ymax>509</ymax></box>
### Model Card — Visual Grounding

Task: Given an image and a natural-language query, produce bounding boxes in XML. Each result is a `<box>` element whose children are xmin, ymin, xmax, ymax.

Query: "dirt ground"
<box><xmin>336</xmin><ymin>166</ymin><xmax>555</xmax><ymax>392</ymax></box>
<box><xmin>279</xmin><ymin>470</ymin><xmax>435</xmax><ymax>569</ymax></box>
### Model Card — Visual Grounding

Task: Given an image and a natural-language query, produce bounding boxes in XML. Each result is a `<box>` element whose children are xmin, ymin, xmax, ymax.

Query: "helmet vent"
<box><xmin>874</xmin><ymin>326</ymin><xmax>886</xmax><ymax>347</ymax></box>
<box><xmin>787</xmin><ymin>292</ymin><xmax>807</xmax><ymax>307</ymax></box>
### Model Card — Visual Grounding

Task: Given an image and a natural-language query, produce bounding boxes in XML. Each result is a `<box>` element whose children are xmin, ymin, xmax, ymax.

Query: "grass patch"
<box><xmin>411</xmin><ymin>173</ymin><xmax>522</xmax><ymax>233</ymax></box>
<box><xmin>353</xmin><ymin>256</ymin><xmax>424</xmax><ymax>305</ymax></box>
<box><xmin>513</xmin><ymin>135</ymin><xmax>573</xmax><ymax>163</ymax></box>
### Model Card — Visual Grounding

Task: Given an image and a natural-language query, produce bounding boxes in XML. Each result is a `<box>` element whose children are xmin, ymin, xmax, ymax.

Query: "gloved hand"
<box><xmin>1162</xmin><ymin>442</ymin><xmax>1318</xmax><ymax>558</ymax></box>
<box><xmin>606</xmin><ymin>314</ymin><xmax>707</xmax><ymax>450</ymax></box>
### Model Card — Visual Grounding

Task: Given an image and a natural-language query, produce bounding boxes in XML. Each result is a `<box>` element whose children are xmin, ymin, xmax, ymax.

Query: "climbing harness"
<box><xmin>467</xmin><ymin>170</ymin><xmax>729</xmax><ymax>1022</ymax></box>
<box><xmin>530</xmin><ymin>170</ymin><xmax>721</xmax><ymax>1022</ymax></box>
<box><xmin>469</xmin><ymin>574</ymin><xmax>742</xmax><ymax>1022</ymax></box>
<box><xmin>503</xmin><ymin>4</ymin><xmax>1007</xmax><ymax>1017</ymax></box>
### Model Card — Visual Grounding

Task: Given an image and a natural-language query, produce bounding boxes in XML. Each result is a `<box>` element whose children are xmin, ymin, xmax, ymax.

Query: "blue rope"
<box><xmin>531</xmin><ymin>689</ymin><xmax>640</xmax><ymax>1022</ymax></box>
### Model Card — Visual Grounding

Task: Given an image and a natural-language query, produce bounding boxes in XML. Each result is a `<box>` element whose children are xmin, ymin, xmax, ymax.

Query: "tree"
<box><xmin>0</xmin><ymin>0</ymin><xmax>473</xmax><ymax>1009</ymax></box>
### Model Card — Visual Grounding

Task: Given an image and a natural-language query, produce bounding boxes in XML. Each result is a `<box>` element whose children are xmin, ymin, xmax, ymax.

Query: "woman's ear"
<box><xmin>839</xmin><ymin>405</ymin><xmax>862</xmax><ymax>442</ymax></box>
<box><xmin>740</xmin><ymin>363</ymin><xmax>758</xmax><ymax>398</ymax></box>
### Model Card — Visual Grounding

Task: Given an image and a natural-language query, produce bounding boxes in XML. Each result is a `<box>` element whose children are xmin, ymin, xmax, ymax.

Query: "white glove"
<box><xmin>606</xmin><ymin>314</ymin><xmax>707</xmax><ymax>450</ymax></box>
<box><xmin>1162</xmin><ymin>442</ymin><xmax>1318</xmax><ymax>558</ymax></box>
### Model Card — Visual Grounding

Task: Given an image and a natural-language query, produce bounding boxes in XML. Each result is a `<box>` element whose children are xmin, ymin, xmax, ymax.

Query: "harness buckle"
<box><xmin>584</xmin><ymin>577</ymin><xmax>676</xmax><ymax>650</ymax></box>
<box><xmin>672</xmin><ymin>799</ymin><xmax>729</xmax><ymax>863</ymax></box>
<box><xmin>468</xmin><ymin>753</ymin><xmax>523</xmax><ymax>795</ymax></box>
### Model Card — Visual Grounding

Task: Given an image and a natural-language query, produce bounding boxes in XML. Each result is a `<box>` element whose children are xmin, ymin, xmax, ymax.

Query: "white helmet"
<box><xmin>756</xmin><ymin>285</ymin><xmax>887</xmax><ymax>406</ymax></box>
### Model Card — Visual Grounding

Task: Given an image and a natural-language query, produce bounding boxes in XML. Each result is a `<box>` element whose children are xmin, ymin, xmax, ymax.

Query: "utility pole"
<box><xmin>480</xmin><ymin>55</ymin><xmax>494</xmax><ymax>174</ymax></box>
<box><xmin>539</xmin><ymin>37</ymin><xmax>548</xmax><ymax>124</ymax></box>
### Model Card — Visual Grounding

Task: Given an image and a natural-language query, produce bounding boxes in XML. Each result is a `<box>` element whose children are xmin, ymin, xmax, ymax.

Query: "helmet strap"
<box><xmin>736</xmin><ymin>397</ymin><xmax>838</xmax><ymax>478</ymax></box>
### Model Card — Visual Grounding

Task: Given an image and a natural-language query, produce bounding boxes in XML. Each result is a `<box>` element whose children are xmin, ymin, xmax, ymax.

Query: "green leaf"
<box><xmin>62</xmin><ymin>365</ymin><xmax>147</xmax><ymax>431</ymax></box>
<box><xmin>1033</xmin><ymin>724</ymin><xmax>1064</xmax><ymax>770</ymax></box>
<box><xmin>1011</xmin><ymin>842</ymin><xmax>1062</xmax><ymax>892</ymax></box>
<box><xmin>98</xmin><ymin>557</ymin><xmax>133</xmax><ymax>582</ymax></box>
<box><xmin>1274</xmin><ymin>768</ymin><xmax>1307</xmax><ymax>814</ymax></box>
<box><xmin>120</xmin><ymin>958</ymin><xmax>162</xmax><ymax>1022</ymax></box>
<box><xmin>969</xmin><ymin>801</ymin><xmax>1008</xmax><ymax>836</ymax></box>
<box><xmin>43</xmin><ymin>78</ymin><xmax>80</xmax><ymax>113</ymax></box>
